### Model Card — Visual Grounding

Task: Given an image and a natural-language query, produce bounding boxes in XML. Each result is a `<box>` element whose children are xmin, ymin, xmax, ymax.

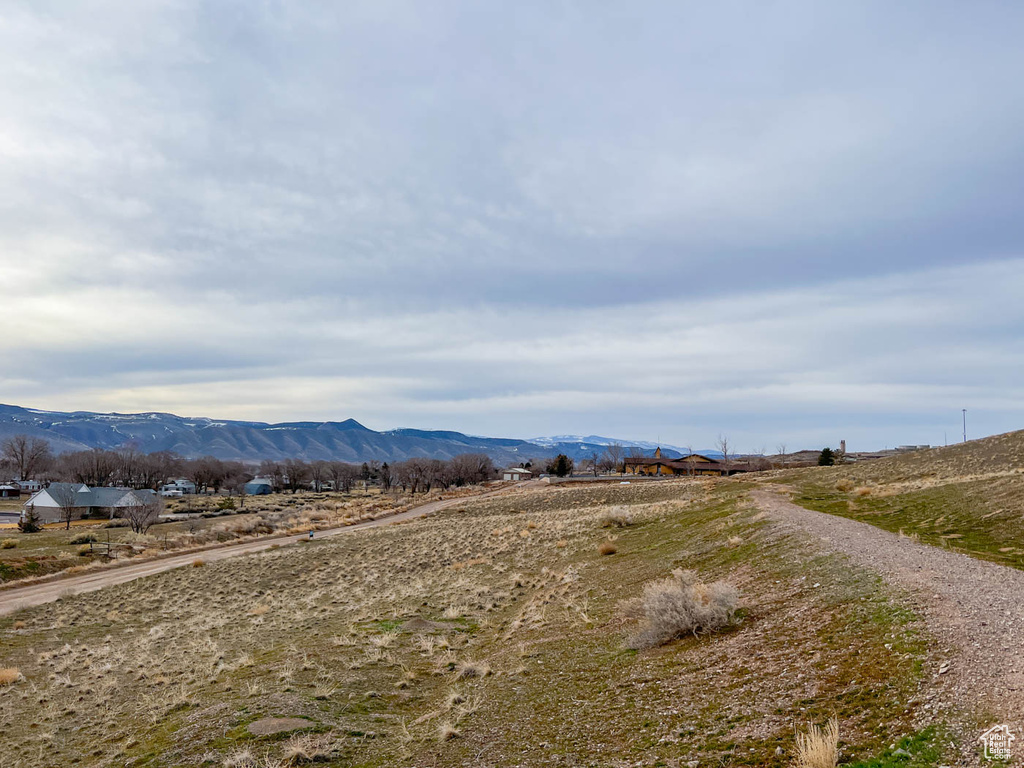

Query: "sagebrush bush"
<box><xmin>834</xmin><ymin>478</ymin><xmax>854</xmax><ymax>492</ymax></box>
<box><xmin>627</xmin><ymin>569</ymin><xmax>738</xmax><ymax>649</ymax></box>
<box><xmin>600</xmin><ymin>507</ymin><xmax>634</xmax><ymax>528</ymax></box>
<box><xmin>69</xmin><ymin>532</ymin><xmax>97</xmax><ymax>545</ymax></box>
<box><xmin>0</xmin><ymin>539</ymin><xmax>16</xmax><ymax>549</ymax></box>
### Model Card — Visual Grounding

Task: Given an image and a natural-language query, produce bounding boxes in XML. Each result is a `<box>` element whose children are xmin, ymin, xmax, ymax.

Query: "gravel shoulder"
<box><xmin>753</xmin><ymin>487</ymin><xmax>1024</xmax><ymax>730</ymax></box>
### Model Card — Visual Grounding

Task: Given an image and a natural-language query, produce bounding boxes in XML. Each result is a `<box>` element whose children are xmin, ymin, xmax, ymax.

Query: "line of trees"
<box><xmin>1</xmin><ymin>434</ymin><xmax>498</xmax><ymax>495</ymax></box>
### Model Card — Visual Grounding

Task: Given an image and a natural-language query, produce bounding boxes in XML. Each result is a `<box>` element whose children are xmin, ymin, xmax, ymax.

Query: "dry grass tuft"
<box><xmin>627</xmin><ymin>569</ymin><xmax>738</xmax><ymax>649</ymax></box>
<box><xmin>191</xmin><ymin>559</ymin><xmax>206</xmax><ymax>568</ymax></box>
<box><xmin>281</xmin><ymin>734</ymin><xmax>331</xmax><ymax>765</ymax></box>
<box><xmin>0</xmin><ymin>668</ymin><xmax>21</xmax><ymax>686</ymax></box>
<box><xmin>437</xmin><ymin>721</ymin><xmax>460</xmax><ymax>741</ymax></box>
<box><xmin>455</xmin><ymin>660</ymin><xmax>490</xmax><ymax>680</ymax></box>
<box><xmin>794</xmin><ymin>717</ymin><xmax>840</xmax><ymax>768</ymax></box>
<box><xmin>0</xmin><ymin>539</ymin><xmax>17</xmax><ymax>549</ymax></box>
<box><xmin>598</xmin><ymin>539</ymin><xmax>618</xmax><ymax>556</ymax></box>
<box><xmin>834</xmin><ymin>478</ymin><xmax>854</xmax><ymax>493</ymax></box>
<box><xmin>12</xmin><ymin>621</ymin><xmax>25</xmax><ymax>630</ymax></box>
<box><xmin>221</xmin><ymin>748</ymin><xmax>257</xmax><ymax>768</ymax></box>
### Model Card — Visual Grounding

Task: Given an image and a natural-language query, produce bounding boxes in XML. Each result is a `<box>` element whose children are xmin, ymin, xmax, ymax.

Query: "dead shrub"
<box><xmin>794</xmin><ymin>717</ymin><xmax>839</xmax><ymax>768</ymax></box>
<box><xmin>600</xmin><ymin>508</ymin><xmax>634</xmax><ymax>528</ymax></box>
<box><xmin>598</xmin><ymin>540</ymin><xmax>618</xmax><ymax>556</ymax></box>
<box><xmin>626</xmin><ymin>569</ymin><xmax>738</xmax><ymax>649</ymax></box>
<box><xmin>0</xmin><ymin>668</ymin><xmax>21</xmax><ymax>686</ymax></box>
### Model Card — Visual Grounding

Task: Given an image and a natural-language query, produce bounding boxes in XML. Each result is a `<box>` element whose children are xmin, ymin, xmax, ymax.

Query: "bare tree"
<box><xmin>775</xmin><ymin>443</ymin><xmax>787</xmax><ymax>469</ymax></box>
<box><xmin>378</xmin><ymin>461</ymin><xmax>393</xmax><ymax>492</ymax></box>
<box><xmin>2</xmin><ymin>435</ymin><xmax>53</xmax><ymax>481</ymax></box>
<box><xmin>309</xmin><ymin>460</ymin><xmax>328</xmax><ymax>492</ymax></box>
<box><xmin>118</xmin><ymin>494</ymin><xmax>163</xmax><ymax>534</ymax></box>
<box><xmin>328</xmin><ymin>461</ymin><xmax>358</xmax><ymax>493</ymax></box>
<box><xmin>183</xmin><ymin>456</ymin><xmax>232</xmax><ymax>494</ymax></box>
<box><xmin>258</xmin><ymin>460</ymin><xmax>285</xmax><ymax>491</ymax></box>
<box><xmin>603</xmin><ymin>443</ymin><xmax>625</xmax><ymax>474</ymax></box>
<box><xmin>62</xmin><ymin>449</ymin><xmax>118</xmax><ymax>486</ymax></box>
<box><xmin>283</xmin><ymin>458</ymin><xmax>310</xmax><ymax>493</ymax></box>
<box><xmin>48</xmin><ymin>483</ymin><xmax>82</xmax><ymax>530</ymax></box>
<box><xmin>716</xmin><ymin>435</ymin><xmax>731</xmax><ymax>472</ymax></box>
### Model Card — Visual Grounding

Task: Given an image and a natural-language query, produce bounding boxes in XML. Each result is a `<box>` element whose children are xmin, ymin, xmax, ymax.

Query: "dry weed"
<box><xmin>794</xmin><ymin>717</ymin><xmax>840</xmax><ymax>768</ymax></box>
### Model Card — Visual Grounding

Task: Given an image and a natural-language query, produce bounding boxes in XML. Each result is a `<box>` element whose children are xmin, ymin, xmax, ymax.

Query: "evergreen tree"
<box><xmin>18</xmin><ymin>504</ymin><xmax>40</xmax><ymax>533</ymax></box>
<box><xmin>817</xmin><ymin>447</ymin><xmax>836</xmax><ymax>466</ymax></box>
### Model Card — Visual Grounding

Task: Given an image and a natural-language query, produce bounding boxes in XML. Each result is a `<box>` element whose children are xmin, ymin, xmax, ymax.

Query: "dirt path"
<box><xmin>752</xmin><ymin>488</ymin><xmax>1024</xmax><ymax>731</ymax></box>
<box><xmin>0</xmin><ymin>486</ymin><xmax>529</xmax><ymax>618</ymax></box>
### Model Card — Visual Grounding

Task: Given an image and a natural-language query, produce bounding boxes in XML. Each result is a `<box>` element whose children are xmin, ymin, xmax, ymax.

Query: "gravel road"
<box><xmin>753</xmin><ymin>488</ymin><xmax>1024</xmax><ymax>742</ymax></box>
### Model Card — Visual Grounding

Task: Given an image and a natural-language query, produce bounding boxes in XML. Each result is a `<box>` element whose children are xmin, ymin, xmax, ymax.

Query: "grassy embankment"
<box><xmin>0</xmin><ymin>479</ymin><xmax>949</xmax><ymax>767</ymax></box>
<box><xmin>773</xmin><ymin>429</ymin><xmax>1024</xmax><ymax>570</ymax></box>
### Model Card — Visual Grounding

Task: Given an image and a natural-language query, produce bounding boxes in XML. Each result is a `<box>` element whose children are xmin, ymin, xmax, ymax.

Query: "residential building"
<box><xmin>23</xmin><ymin>483</ymin><xmax>156</xmax><ymax>524</ymax></box>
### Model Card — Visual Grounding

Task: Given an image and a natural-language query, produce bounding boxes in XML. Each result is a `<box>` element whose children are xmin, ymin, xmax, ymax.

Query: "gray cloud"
<box><xmin>1</xmin><ymin>1</ymin><xmax>1022</xmax><ymax>450</ymax></box>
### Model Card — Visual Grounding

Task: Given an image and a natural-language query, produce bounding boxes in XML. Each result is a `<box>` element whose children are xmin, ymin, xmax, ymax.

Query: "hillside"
<box><xmin>0</xmin><ymin>480</ymin><xmax>946</xmax><ymax>767</ymax></box>
<box><xmin>775</xmin><ymin>428</ymin><xmax>1024</xmax><ymax>569</ymax></box>
<box><xmin>0</xmin><ymin>404</ymin><xmax>677</xmax><ymax>464</ymax></box>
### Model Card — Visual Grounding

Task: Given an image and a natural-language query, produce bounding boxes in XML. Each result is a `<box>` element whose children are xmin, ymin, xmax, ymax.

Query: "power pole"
<box><xmin>962</xmin><ymin>409</ymin><xmax>967</xmax><ymax>443</ymax></box>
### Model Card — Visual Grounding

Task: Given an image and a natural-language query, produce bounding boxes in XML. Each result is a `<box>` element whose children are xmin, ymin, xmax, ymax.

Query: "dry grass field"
<box><xmin>771</xmin><ymin>429</ymin><xmax>1024</xmax><ymax>569</ymax></box>
<box><xmin>0</xmin><ymin>479</ymin><xmax>951</xmax><ymax>767</ymax></box>
<box><xmin>0</xmin><ymin>488</ymin><xmax>466</xmax><ymax>585</ymax></box>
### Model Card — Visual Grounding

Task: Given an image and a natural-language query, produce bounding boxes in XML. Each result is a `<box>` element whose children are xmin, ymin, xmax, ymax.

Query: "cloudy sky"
<box><xmin>1</xmin><ymin>1</ymin><xmax>1022</xmax><ymax>452</ymax></box>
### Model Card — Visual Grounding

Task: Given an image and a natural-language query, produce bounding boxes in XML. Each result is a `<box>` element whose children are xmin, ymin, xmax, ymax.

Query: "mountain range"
<box><xmin>0</xmin><ymin>404</ymin><xmax>689</xmax><ymax>465</ymax></box>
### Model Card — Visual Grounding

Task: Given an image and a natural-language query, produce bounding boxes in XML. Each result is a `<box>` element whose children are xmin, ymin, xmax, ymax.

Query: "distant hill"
<box><xmin>813</xmin><ymin>429</ymin><xmax>1024</xmax><ymax>484</ymax></box>
<box><xmin>0</xmin><ymin>404</ymin><xmax>671</xmax><ymax>465</ymax></box>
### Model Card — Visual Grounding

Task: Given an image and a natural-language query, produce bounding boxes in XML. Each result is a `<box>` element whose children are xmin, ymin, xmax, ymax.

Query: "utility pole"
<box><xmin>962</xmin><ymin>409</ymin><xmax>967</xmax><ymax>443</ymax></box>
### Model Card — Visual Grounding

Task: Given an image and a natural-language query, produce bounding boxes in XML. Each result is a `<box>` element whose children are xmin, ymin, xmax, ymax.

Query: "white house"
<box><xmin>160</xmin><ymin>478</ymin><xmax>196</xmax><ymax>496</ymax></box>
<box><xmin>24</xmin><ymin>483</ymin><xmax>156</xmax><ymax>524</ymax></box>
<box><xmin>503</xmin><ymin>467</ymin><xmax>533</xmax><ymax>482</ymax></box>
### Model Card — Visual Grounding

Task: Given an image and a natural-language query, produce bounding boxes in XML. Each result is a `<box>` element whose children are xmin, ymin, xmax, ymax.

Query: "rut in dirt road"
<box><xmin>752</xmin><ymin>488</ymin><xmax>1024</xmax><ymax>727</ymax></box>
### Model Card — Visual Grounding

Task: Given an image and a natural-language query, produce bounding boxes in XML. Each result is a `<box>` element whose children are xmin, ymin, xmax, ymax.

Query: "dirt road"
<box><xmin>752</xmin><ymin>488</ymin><xmax>1024</xmax><ymax>729</ymax></box>
<box><xmin>0</xmin><ymin>490</ymin><xmax>514</xmax><ymax>618</ymax></box>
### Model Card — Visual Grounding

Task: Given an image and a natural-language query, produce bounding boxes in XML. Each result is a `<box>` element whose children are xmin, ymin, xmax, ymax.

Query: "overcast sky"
<box><xmin>1</xmin><ymin>1</ymin><xmax>1022</xmax><ymax>452</ymax></box>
